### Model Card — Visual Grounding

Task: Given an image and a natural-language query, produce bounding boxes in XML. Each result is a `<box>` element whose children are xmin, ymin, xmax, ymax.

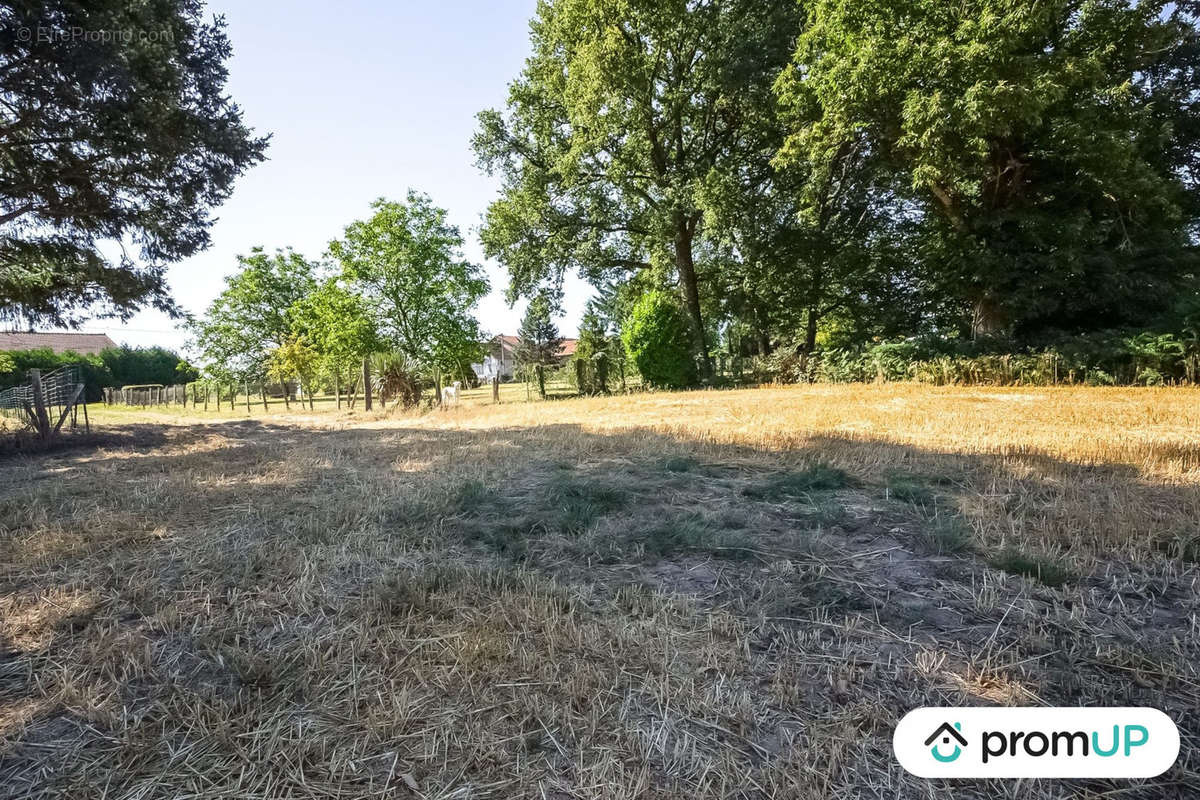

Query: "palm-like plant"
<box><xmin>372</xmin><ymin>353</ymin><xmax>423</xmax><ymax>409</ymax></box>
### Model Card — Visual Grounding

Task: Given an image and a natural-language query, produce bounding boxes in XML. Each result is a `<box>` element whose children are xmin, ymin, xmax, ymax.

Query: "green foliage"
<box><xmin>268</xmin><ymin>335</ymin><xmax>320</xmax><ymax>397</ymax></box>
<box><xmin>0</xmin><ymin>0</ymin><xmax>267</xmax><ymax>328</ymax></box>
<box><xmin>544</xmin><ymin>475</ymin><xmax>629</xmax><ymax>534</ymax></box>
<box><xmin>640</xmin><ymin>513</ymin><xmax>754</xmax><ymax>561</ymax></box>
<box><xmin>622</xmin><ymin>291</ymin><xmax>698</xmax><ymax>389</ymax></box>
<box><xmin>192</xmin><ymin>248</ymin><xmax>318</xmax><ymax>382</ymax></box>
<box><xmin>777</xmin><ymin>0</ymin><xmax>1200</xmax><ymax>338</ymax></box>
<box><xmin>515</xmin><ymin>292</ymin><xmax>563</xmax><ymax>399</ymax></box>
<box><xmin>0</xmin><ymin>348</ymin><xmax>111</xmax><ymax>402</ymax></box>
<box><xmin>923</xmin><ymin>517</ymin><xmax>973</xmax><ymax>555</ymax></box>
<box><xmin>372</xmin><ymin>353</ymin><xmax>424</xmax><ymax>409</ymax></box>
<box><xmin>330</xmin><ymin>192</ymin><xmax>488</xmax><ymax>374</ymax></box>
<box><xmin>99</xmin><ymin>346</ymin><xmax>197</xmax><ymax>387</ymax></box>
<box><xmin>290</xmin><ymin>278</ymin><xmax>381</xmax><ymax>384</ymax></box>
<box><xmin>574</xmin><ymin>309</ymin><xmax>612</xmax><ymax>395</ymax></box>
<box><xmin>474</xmin><ymin>0</ymin><xmax>804</xmax><ymax>379</ymax></box>
<box><xmin>886</xmin><ymin>475</ymin><xmax>935</xmax><ymax>507</ymax></box>
<box><xmin>807</xmin><ymin>328</ymin><xmax>1200</xmax><ymax>386</ymax></box>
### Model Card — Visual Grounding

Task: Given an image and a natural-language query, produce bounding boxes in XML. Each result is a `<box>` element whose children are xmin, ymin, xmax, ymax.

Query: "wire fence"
<box><xmin>104</xmin><ymin>384</ymin><xmax>190</xmax><ymax>406</ymax></box>
<box><xmin>0</xmin><ymin>365</ymin><xmax>89</xmax><ymax>437</ymax></box>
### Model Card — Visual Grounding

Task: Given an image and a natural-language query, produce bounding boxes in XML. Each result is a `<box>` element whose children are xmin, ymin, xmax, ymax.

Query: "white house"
<box><xmin>472</xmin><ymin>334</ymin><xmax>578</xmax><ymax>381</ymax></box>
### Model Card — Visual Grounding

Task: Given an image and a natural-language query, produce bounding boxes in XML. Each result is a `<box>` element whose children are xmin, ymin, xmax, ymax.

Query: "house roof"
<box><xmin>0</xmin><ymin>331</ymin><xmax>117</xmax><ymax>356</ymax></box>
<box><xmin>491</xmin><ymin>334</ymin><xmax>577</xmax><ymax>358</ymax></box>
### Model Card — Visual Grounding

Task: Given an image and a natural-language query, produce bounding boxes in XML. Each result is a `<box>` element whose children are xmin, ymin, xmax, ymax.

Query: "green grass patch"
<box><xmin>449</xmin><ymin>479</ymin><xmax>501</xmax><ymax>514</ymax></box>
<box><xmin>922</xmin><ymin>516</ymin><xmax>972</xmax><ymax>554</ymax></box>
<box><xmin>886</xmin><ymin>473</ymin><xmax>935</xmax><ymax>506</ymax></box>
<box><xmin>465</xmin><ymin>522</ymin><xmax>530</xmax><ymax>561</ymax></box>
<box><xmin>451</xmin><ymin>474</ymin><xmax>632</xmax><ymax>560</ymax></box>
<box><xmin>639</xmin><ymin>512</ymin><xmax>755</xmax><ymax>560</ymax></box>
<box><xmin>545</xmin><ymin>476</ymin><xmax>630</xmax><ymax>534</ymax></box>
<box><xmin>990</xmin><ymin>549</ymin><xmax>1074</xmax><ymax>587</ymax></box>
<box><xmin>662</xmin><ymin>456</ymin><xmax>698</xmax><ymax>473</ymax></box>
<box><xmin>741</xmin><ymin>464</ymin><xmax>848</xmax><ymax>501</ymax></box>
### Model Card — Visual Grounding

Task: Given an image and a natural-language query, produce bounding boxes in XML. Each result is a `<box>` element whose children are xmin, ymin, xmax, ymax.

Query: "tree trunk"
<box><xmin>575</xmin><ymin>358</ymin><xmax>587</xmax><ymax>395</ymax></box>
<box><xmin>362</xmin><ymin>357</ymin><xmax>372</xmax><ymax>411</ymax></box>
<box><xmin>435</xmin><ymin>368</ymin><xmax>442</xmax><ymax>406</ymax></box>
<box><xmin>804</xmin><ymin>309</ymin><xmax>819</xmax><ymax>354</ymax></box>
<box><xmin>753</xmin><ymin>303</ymin><xmax>772</xmax><ymax>356</ymax></box>
<box><xmin>536</xmin><ymin>364</ymin><xmax>546</xmax><ymax>399</ymax></box>
<box><xmin>674</xmin><ymin>224</ymin><xmax>712</xmax><ymax>381</ymax></box>
<box><xmin>971</xmin><ymin>296</ymin><xmax>1006</xmax><ymax>339</ymax></box>
<box><xmin>334</xmin><ymin>369</ymin><xmax>341</xmax><ymax>410</ymax></box>
<box><xmin>282</xmin><ymin>381</ymin><xmax>290</xmax><ymax>409</ymax></box>
<box><xmin>300</xmin><ymin>375</ymin><xmax>313</xmax><ymax>410</ymax></box>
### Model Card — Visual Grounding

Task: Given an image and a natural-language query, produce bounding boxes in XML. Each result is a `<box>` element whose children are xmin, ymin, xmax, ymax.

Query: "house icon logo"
<box><xmin>924</xmin><ymin>722</ymin><xmax>967</xmax><ymax>763</ymax></box>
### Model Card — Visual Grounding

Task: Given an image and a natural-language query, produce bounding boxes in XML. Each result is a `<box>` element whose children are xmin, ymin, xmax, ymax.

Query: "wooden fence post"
<box><xmin>29</xmin><ymin>369</ymin><xmax>50</xmax><ymax>438</ymax></box>
<box><xmin>492</xmin><ymin>375</ymin><xmax>500</xmax><ymax>403</ymax></box>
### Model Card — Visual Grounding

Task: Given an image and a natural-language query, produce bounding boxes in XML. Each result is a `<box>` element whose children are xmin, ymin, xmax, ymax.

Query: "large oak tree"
<box><xmin>776</xmin><ymin>0</ymin><xmax>1200</xmax><ymax>339</ymax></box>
<box><xmin>474</xmin><ymin>0</ymin><xmax>801</xmax><ymax>380</ymax></box>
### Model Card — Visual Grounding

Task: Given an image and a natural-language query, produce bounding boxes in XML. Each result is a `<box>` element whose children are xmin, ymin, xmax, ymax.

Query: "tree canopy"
<box><xmin>776</xmin><ymin>0</ymin><xmax>1200</xmax><ymax>337</ymax></box>
<box><xmin>0</xmin><ymin>0</ymin><xmax>267</xmax><ymax>327</ymax></box>
<box><xmin>476</xmin><ymin>0</ymin><xmax>1199</xmax><ymax>384</ymax></box>
<box><xmin>191</xmin><ymin>248</ymin><xmax>317</xmax><ymax>381</ymax></box>
<box><xmin>290</xmin><ymin>277</ymin><xmax>381</xmax><ymax>381</ymax></box>
<box><xmin>474</xmin><ymin>0</ymin><xmax>804</xmax><ymax>379</ymax></box>
<box><xmin>515</xmin><ymin>291</ymin><xmax>563</xmax><ymax>398</ymax></box>
<box><xmin>329</xmin><ymin>193</ymin><xmax>488</xmax><ymax>375</ymax></box>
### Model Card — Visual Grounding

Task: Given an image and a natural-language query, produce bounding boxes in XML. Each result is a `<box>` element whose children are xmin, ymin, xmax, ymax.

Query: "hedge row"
<box><xmin>0</xmin><ymin>347</ymin><xmax>198</xmax><ymax>402</ymax></box>
<box><xmin>762</xmin><ymin>331</ymin><xmax>1200</xmax><ymax>387</ymax></box>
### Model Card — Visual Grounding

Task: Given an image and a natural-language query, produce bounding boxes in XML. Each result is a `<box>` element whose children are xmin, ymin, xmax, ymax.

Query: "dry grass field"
<box><xmin>2</xmin><ymin>383</ymin><xmax>1199</xmax><ymax>798</ymax></box>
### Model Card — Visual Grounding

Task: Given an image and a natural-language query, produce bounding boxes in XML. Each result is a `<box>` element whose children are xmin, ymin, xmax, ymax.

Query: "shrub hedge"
<box><xmin>761</xmin><ymin>330</ymin><xmax>1200</xmax><ymax>387</ymax></box>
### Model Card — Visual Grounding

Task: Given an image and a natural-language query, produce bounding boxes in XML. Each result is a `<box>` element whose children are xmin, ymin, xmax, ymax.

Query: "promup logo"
<box><xmin>924</xmin><ymin>722</ymin><xmax>967</xmax><ymax>763</ymax></box>
<box><xmin>895</xmin><ymin>707</ymin><xmax>1179</xmax><ymax>778</ymax></box>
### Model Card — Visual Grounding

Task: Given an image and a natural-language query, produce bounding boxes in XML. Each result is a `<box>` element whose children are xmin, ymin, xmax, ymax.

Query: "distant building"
<box><xmin>0</xmin><ymin>331</ymin><xmax>117</xmax><ymax>356</ymax></box>
<box><xmin>472</xmin><ymin>334</ymin><xmax>578</xmax><ymax>381</ymax></box>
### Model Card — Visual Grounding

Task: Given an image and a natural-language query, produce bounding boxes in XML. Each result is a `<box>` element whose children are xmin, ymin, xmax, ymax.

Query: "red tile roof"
<box><xmin>491</xmin><ymin>334</ymin><xmax>578</xmax><ymax>358</ymax></box>
<box><xmin>0</xmin><ymin>332</ymin><xmax>117</xmax><ymax>356</ymax></box>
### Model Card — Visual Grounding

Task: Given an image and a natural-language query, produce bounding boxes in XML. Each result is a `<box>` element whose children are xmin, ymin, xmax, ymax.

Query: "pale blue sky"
<box><xmin>74</xmin><ymin>0</ymin><xmax>591</xmax><ymax>350</ymax></box>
